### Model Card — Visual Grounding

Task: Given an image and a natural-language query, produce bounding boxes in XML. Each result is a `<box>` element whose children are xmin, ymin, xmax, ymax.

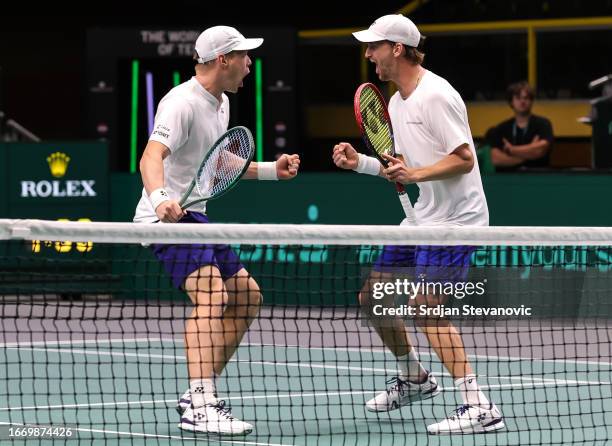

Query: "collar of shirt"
<box><xmin>190</xmin><ymin>76</ymin><xmax>224</xmax><ymax>111</ymax></box>
<box><xmin>512</xmin><ymin>118</ymin><xmax>529</xmax><ymax>143</ymax></box>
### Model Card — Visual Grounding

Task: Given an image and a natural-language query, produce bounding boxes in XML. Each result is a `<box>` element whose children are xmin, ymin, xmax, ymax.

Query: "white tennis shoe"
<box><xmin>178</xmin><ymin>400</ymin><xmax>253</xmax><ymax>436</ymax></box>
<box><xmin>427</xmin><ymin>403</ymin><xmax>505</xmax><ymax>435</ymax></box>
<box><xmin>176</xmin><ymin>389</ymin><xmax>191</xmax><ymax>415</ymax></box>
<box><xmin>366</xmin><ymin>372</ymin><xmax>440</xmax><ymax>412</ymax></box>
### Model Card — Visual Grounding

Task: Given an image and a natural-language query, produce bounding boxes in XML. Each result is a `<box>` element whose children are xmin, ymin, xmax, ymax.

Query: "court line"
<box><xmin>0</xmin><ymin>379</ymin><xmax>589</xmax><ymax>413</ymax></box>
<box><xmin>7</xmin><ymin>346</ymin><xmax>609</xmax><ymax>386</ymax></box>
<box><xmin>435</xmin><ymin>351</ymin><xmax>612</xmax><ymax>368</ymax></box>
<box><xmin>241</xmin><ymin>342</ymin><xmax>612</xmax><ymax>368</ymax></box>
<box><xmin>0</xmin><ymin>399</ymin><xmax>176</xmax><ymax>411</ymax></box>
<box><xmin>6</xmin><ymin>346</ymin><xmax>396</xmax><ymax>374</ymax></box>
<box><xmin>0</xmin><ymin>421</ymin><xmax>293</xmax><ymax>446</ymax></box>
<box><xmin>0</xmin><ymin>391</ymin><xmax>373</xmax><ymax>412</ymax></box>
<box><xmin>0</xmin><ymin>337</ymin><xmax>167</xmax><ymax>348</ymax></box>
<box><xmin>234</xmin><ymin>359</ymin><xmax>610</xmax><ymax>385</ymax></box>
<box><xmin>158</xmin><ymin>338</ymin><xmax>612</xmax><ymax>368</ymax></box>
<box><xmin>7</xmin><ymin>346</ymin><xmax>185</xmax><ymax>361</ymax></box>
<box><xmin>9</xmin><ymin>336</ymin><xmax>609</xmax><ymax>368</ymax></box>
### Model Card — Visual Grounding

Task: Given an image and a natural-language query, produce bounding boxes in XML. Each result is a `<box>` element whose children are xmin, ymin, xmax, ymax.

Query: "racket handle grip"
<box><xmin>397</xmin><ymin>191</ymin><xmax>417</xmax><ymax>225</ymax></box>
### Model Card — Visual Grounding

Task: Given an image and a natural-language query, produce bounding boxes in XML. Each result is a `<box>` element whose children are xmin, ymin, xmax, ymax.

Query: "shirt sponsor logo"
<box><xmin>153</xmin><ymin>124</ymin><xmax>170</xmax><ymax>139</ymax></box>
<box><xmin>152</xmin><ymin>130</ymin><xmax>169</xmax><ymax>138</ymax></box>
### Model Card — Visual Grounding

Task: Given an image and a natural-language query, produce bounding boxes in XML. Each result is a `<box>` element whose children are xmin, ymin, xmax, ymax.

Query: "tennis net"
<box><xmin>0</xmin><ymin>219</ymin><xmax>610</xmax><ymax>445</ymax></box>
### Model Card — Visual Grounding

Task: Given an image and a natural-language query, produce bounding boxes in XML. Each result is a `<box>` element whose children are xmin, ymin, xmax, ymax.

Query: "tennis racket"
<box><xmin>179</xmin><ymin>126</ymin><xmax>255</xmax><ymax>210</ymax></box>
<box><xmin>354</xmin><ymin>83</ymin><xmax>417</xmax><ymax>224</ymax></box>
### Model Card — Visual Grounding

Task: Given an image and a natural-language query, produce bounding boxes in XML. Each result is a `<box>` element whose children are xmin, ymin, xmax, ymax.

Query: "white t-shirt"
<box><xmin>388</xmin><ymin>70</ymin><xmax>489</xmax><ymax>226</ymax></box>
<box><xmin>133</xmin><ymin>77</ymin><xmax>230</xmax><ymax>222</ymax></box>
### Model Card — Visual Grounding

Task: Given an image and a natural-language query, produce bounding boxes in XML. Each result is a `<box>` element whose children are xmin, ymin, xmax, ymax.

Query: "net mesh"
<box><xmin>0</xmin><ymin>220</ymin><xmax>611</xmax><ymax>445</ymax></box>
<box><xmin>195</xmin><ymin>127</ymin><xmax>254</xmax><ymax>199</ymax></box>
<box><xmin>356</xmin><ymin>85</ymin><xmax>394</xmax><ymax>156</ymax></box>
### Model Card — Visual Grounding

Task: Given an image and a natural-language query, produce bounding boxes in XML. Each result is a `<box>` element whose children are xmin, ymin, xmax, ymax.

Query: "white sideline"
<box><xmin>0</xmin><ymin>380</ymin><xmax>594</xmax><ymax>414</ymax></box>
<box><xmin>7</xmin><ymin>345</ymin><xmax>608</xmax><ymax>386</ymax></box>
<box><xmin>242</xmin><ymin>342</ymin><xmax>612</xmax><ymax>368</ymax></box>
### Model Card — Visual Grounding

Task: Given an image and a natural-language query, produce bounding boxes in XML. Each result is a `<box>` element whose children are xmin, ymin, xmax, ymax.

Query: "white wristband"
<box><xmin>354</xmin><ymin>154</ymin><xmax>381</xmax><ymax>176</ymax></box>
<box><xmin>149</xmin><ymin>188</ymin><xmax>170</xmax><ymax>210</ymax></box>
<box><xmin>257</xmin><ymin>161</ymin><xmax>278</xmax><ymax>180</ymax></box>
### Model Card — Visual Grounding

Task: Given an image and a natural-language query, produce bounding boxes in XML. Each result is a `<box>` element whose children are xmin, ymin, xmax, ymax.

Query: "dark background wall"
<box><xmin>2</xmin><ymin>1</ymin><xmax>612</xmax><ymax>142</ymax></box>
<box><xmin>2</xmin><ymin>4</ymin><xmax>611</xmax><ymax>217</ymax></box>
<box><xmin>0</xmin><ymin>27</ymin><xmax>84</xmax><ymax>140</ymax></box>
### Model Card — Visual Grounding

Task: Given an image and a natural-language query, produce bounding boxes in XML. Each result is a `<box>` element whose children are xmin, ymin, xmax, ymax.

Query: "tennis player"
<box><xmin>134</xmin><ymin>26</ymin><xmax>300</xmax><ymax>436</ymax></box>
<box><xmin>332</xmin><ymin>14</ymin><xmax>504</xmax><ymax>435</ymax></box>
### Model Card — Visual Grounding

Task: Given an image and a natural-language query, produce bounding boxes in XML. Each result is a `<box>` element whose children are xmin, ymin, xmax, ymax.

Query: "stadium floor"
<box><xmin>0</xmin><ymin>302</ymin><xmax>610</xmax><ymax>445</ymax></box>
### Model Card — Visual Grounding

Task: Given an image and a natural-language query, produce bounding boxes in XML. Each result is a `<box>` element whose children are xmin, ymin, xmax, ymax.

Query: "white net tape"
<box><xmin>2</xmin><ymin>219</ymin><xmax>612</xmax><ymax>246</ymax></box>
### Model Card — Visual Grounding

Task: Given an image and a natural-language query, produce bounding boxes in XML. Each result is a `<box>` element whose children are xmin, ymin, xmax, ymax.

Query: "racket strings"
<box><xmin>359</xmin><ymin>88</ymin><xmax>394</xmax><ymax>156</ymax></box>
<box><xmin>196</xmin><ymin>129</ymin><xmax>253</xmax><ymax>198</ymax></box>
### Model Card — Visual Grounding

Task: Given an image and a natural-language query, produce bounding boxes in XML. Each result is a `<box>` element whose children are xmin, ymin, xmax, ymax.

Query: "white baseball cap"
<box><xmin>353</xmin><ymin>14</ymin><xmax>421</xmax><ymax>47</ymax></box>
<box><xmin>195</xmin><ymin>26</ymin><xmax>263</xmax><ymax>63</ymax></box>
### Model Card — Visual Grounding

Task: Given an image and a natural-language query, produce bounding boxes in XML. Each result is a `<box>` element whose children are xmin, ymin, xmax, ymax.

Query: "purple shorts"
<box><xmin>373</xmin><ymin>245</ymin><xmax>476</xmax><ymax>283</ymax></box>
<box><xmin>151</xmin><ymin>212</ymin><xmax>244</xmax><ymax>289</ymax></box>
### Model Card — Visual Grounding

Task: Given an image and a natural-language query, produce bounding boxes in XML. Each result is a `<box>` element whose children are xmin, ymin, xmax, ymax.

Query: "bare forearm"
<box><xmin>140</xmin><ymin>151</ymin><xmax>165</xmax><ymax>194</ymax></box>
<box><xmin>244</xmin><ymin>155</ymin><xmax>300</xmax><ymax>181</ymax></box>
<box><xmin>243</xmin><ymin>161</ymin><xmax>259</xmax><ymax>180</ymax></box>
<box><xmin>139</xmin><ymin>141</ymin><xmax>185</xmax><ymax>222</ymax></box>
<box><xmin>491</xmin><ymin>148</ymin><xmax>524</xmax><ymax>167</ymax></box>
<box><xmin>382</xmin><ymin>145</ymin><xmax>474</xmax><ymax>184</ymax></box>
<box><xmin>244</xmin><ymin>161</ymin><xmax>277</xmax><ymax>180</ymax></box>
<box><xmin>508</xmin><ymin>140</ymin><xmax>550</xmax><ymax>160</ymax></box>
<box><xmin>139</xmin><ymin>141</ymin><xmax>170</xmax><ymax>194</ymax></box>
<box><xmin>416</xmin><ymin>153</ymin><xmax>473</xmax><ymax>182</ymax></box>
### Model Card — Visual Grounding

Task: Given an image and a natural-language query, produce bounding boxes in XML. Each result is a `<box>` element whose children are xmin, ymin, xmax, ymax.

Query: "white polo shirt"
<box><xmin>388</xmin><ymin>70</ymin><xmax>489</xmax><ymax>226</ymax></box>
<box><xmin>133</xmin><ymin>77</ymin><xmax>230</xmax><ymax>222</ymax></box>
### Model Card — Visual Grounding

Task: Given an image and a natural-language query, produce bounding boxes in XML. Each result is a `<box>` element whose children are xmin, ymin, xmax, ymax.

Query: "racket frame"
<box><xmin>179</xmin><ymin>126</ymin><xmax>255</xmax><ymax>210</ymax></box>
<box><xmin>354</xmin><ymin>83</ymin><xmax>417</xmax><ymax>224</ymax></box>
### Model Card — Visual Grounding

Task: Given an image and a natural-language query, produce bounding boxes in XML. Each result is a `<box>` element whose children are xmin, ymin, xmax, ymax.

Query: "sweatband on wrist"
<box><xmin>354</xmin><ymin>154</ymin><xmax>381</xmax><ymax>176</ymax></box>
<box><xmin>149</xmin><ymin>188</ymin><xmax>170</xmax><ymax>210</ymax></box>
<box><xmin>257</xmin><ymin>161</ymin><xmax>278</xmax><ymax>180</ymax></box>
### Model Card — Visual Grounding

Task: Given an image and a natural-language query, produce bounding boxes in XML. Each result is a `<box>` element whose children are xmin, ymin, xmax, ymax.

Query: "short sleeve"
<box><xmin>423</xmin><ymin>92</ymin><xmax>470</xmax><ymax>154</ymax></box>
<box><xmin>149</xmin><ymin>98</ymin><xmax>192</xmax><ymax>153</ymax></box>
<box><xmin>484</xmin><ymin>125</ymin><xmax>499</xmax><ymax>148</ymax></box>
<box><xmin>538</xmin><ymin>117</ymin><xmax>554</xmax><ymax>143</ymax></box>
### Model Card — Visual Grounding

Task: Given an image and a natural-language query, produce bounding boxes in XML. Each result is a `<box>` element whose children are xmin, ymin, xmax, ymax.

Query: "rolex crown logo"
<box><xmin>46</xmin><ymin>152</ymin><xmax>70</xmax><ymax>178</ymax></box>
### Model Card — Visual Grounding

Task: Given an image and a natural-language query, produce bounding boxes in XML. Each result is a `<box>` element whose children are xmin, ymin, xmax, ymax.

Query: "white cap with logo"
<box><xmin>195</xmin><ymin>26</ymin><xmax>263</xmax><ymax>63</ymax></box>
<box><xmin>352</xmin><ymin>14</ymin><xmax>421</xmax><ymax>47</ymax></box>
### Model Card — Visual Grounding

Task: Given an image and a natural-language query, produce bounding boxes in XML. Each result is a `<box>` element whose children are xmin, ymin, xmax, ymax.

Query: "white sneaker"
<box><xmin>178</xmin><ymin>400</ymin><xmax>253</xmax><ymax>436</ymax></box>
<box><xmin>366</xmin><ymin>373</ymin><xmax>440</xmax><ymax>412</ymax></box>
<box><xmin>427</xmin><ymin>403</ymin><xmax>505</xmax><ymax>435</ymax></box>
<box><xmin>176</xmin><ymin>389</ymin><xmax>191</xmax><ymax>415</ymax></box>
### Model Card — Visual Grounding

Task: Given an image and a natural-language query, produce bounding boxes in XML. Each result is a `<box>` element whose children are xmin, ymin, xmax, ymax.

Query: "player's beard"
<box><xmin>375</xmin><ymin>59</ymin><xmax>392</xmax><ymax>81</ymax></box>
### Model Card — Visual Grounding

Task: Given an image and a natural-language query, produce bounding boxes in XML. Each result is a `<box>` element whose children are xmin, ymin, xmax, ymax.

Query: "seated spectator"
<box><xmin>489</xmin><ymin>81</ymin><xmax>554</xmax><ymax>171</ymax></box>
